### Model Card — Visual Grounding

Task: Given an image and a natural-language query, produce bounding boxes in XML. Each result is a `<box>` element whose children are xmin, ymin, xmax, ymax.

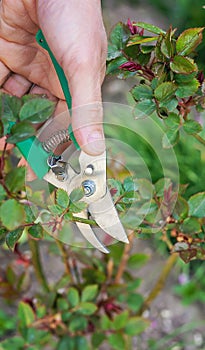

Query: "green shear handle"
<box><xmin>15</xmin><ymin>29</ymin><xmax>79</xmax><ymax>179</ymax></box>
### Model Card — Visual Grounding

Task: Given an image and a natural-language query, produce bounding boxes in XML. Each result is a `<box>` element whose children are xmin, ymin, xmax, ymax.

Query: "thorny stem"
<box><xmin>114</xmin><ymin>232</ymin><xmax>134</xmax><ymax>284</ymax></box>
<box><xmin>141</xmin><ymin>253</ymin><xmax>178</xmax><ymax>312</ymax></box>
<box><xmin>28</xmin><ymin>238</ymin><xmax>50</xmax><ymax>293</ymax></box>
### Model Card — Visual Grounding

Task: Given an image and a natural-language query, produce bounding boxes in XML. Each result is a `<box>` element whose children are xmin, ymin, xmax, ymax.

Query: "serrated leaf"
<box><xmin>48</xmin><ymin>204</ymin><xmax>64</xmax><ymax>216</ymax></box>
<box><xmin>69</xmin><ymin>201</ymin><xmax>87</xmax><ymax>213</ymax></box>
<box><xmin>108</xmin><ymin>333</ymin><xmax>125</xmax><ymax>350</ymax></box>
<box><xmin>0</xmin><ymin>94</ymin><xmax>22</xmax><ymax>134</ymax></box>
<box><xmin>128</xmin><ymin>253</ymin><xmax>149</xmax><ymax>268</ymax></box>
<box><xmin>56</xmin><ymin>189</ymin><xmax>69</xmax><ymax>209</ymax></box>
<box><xmin>183</xmin><ymin>120</ymin><xmax>202</xmax><ymax>134</ymax></box>
<box><xmin>0</xmin><ymin>227</ymin><xmax>8</xmax><ymax>246</ymax></box>
<box><xmin>164</xmin><ymin>113</ymin><xmax>180</xmax><ymax>130</ymax></box>
<box><xmin>176</xmin><ymin>78</ymin><xmax>199</xmax><ymax>98</ymax></box>
<box><xmin>128</xmin><ymin>35</ymin><xmax>158</xmax><ymax>46</ymax></box>
<box><xmin>176</xmin><ymin>28</ymin><xmax>204</xmax><ymax>55</ymax></box>
<box><xmin>19</xmin><ymin>98</ymin><xmax>55</xmax><ymax>123</ymax></box>
<box><xmin>154</xmin><ymin>82</ymin><xmax>177</xmax><ymax>101</ymax></box>
<box><xmin>173</xmin><ymin>196</ymin><xmax>189</xmax><ymax>220</ymax></box>
<box><xmin>7</xmin><ymin>121</ymin><xmax>35</xmax><ymax>143</ymax></box>
<box><xmin>107</xmin><ymin>43</ymin><xmax>122</xmax><ymax>61</ymax></box>
<box><xmin>5</xmin><ymin>167</ymin><xmax>25</xmax><ymax>193</ymax></box>
<box><xmin>113</xmin><ymin>311</ymin><xmax>129</xmax><ymax>330</ymax></box>
<box><xmin>134</xmin><ymin>22</ymin><xmax>166</xmax><ymax>35</ymax></box>
<box><xmin>180</xmin><ymin>217</ymin><xmax>201</xmax><ymax>234</ymax></box>
<box><xmin>18</xmin><ymin>301</ymin><xmax>35</xmax><ymax>328</ymax></box>
<box><xmin>175</xmin><ymin>72</ymin><xmax>197</xmax><ymax>83</ymax></box>
<box><xmin>134</xmin><ymin>99</ymin><xmax>156</xmax><ymax>118</ymax></box>
<box><xmin>170</xmin><ymin>56</ymin><xmax>198</xmax><ymax>74</ymax></box>
<box><xmin>91</xmin><ymin>332</ymin><xmax>106</xmax><ymax>348</ymax></box>
<box><xmin>28</xmin><ymin>224</ymin><xmax>44</xmax><ymax>239</ymax></box>
<box><xmin>106</xmin><ymin>56</ymin><xmax>127</xmax><ymax>75</ymax></box>
<box><xmin>0</xmin><ymin>199</ymin><xmax>25</xmax><ymax>230</ymax></box>
<box><xmin>81</xmin><ymin>284</ymin><xmax>98</xmax><ymax>302</ymax></box>
<box><xmin>68</xmin><ymin>316</ymin><xmax>87</xmax><ymax>332</ymax></box>
<box><xmin>5</xmin><ymin>228</ymin><xmax>23</xmax><ymax>250</ymax></box>
<box><xmin>131</xmin><ymin>84</ymin><xmax>153</xmax><ymax>100</ymax></box>
<box><xmin>70</xmin><ymin>188</ymin><xmax>84</xmax><ymax>202</ymax></box>
<box><xmin>110</xmin><ymin>22</ymin><xmax>130</xmax><ymax>50</ymax></box>
<box><xmin>124</xmin><ymin>317</ymin><xmax>149</xmax><ymax>335</ymax></box>
<box><xmin>126</xmin><ymin>293</ymin><xmax>144</xmax><ymax>312</ymax></box>
<box><xmin>188</xmin><ymin>192</ymin><xmax>205</xmax><ymax>218</ymax></box>
<box><xmin>67</xmin><ymin>287</ymin><xmax>80</xmax><ymax>307</ymax></box>
<box><xmin>162</xmin><ymin>129</ymin><xmax>179</xmax><ymax>148</ymax></box>
<box><xmin>76</xmin><ymin>302</ymin><xmax>97</xmax><ymax>315</ymax></box>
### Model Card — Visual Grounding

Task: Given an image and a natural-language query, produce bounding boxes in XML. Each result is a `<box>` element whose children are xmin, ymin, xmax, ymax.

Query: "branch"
<box><xmin>114</xmin><ymin>231</ymin><xmax>134</xmax><ymax>284</ymax></box>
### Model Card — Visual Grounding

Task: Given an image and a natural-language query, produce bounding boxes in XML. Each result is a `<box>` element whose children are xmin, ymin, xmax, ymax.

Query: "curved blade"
<box><xmin>89</xmin><ymin>189</ymin><xmax>129</xmax><ymax>244</ymax></box>
<box><xmin>74</xmin><ymin>212</ymin><xmax>109</xmax><ymax>254</ymax></box>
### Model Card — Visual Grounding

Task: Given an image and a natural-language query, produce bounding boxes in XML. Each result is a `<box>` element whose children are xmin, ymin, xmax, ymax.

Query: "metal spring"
<box><xmin>42</xmin><ymin>129</ymin><xmax>70</xmax><ymax>153</ymax></box>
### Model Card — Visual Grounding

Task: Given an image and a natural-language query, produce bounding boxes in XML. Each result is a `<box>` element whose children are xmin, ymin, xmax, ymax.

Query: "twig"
<box><xmin>141</xmin><ymin>253</ymin><xmax>178</xmax><ymax>312</ymax></box>
<box><xmin>28</xmin><ymin>238</ymin><xmax>50</xmax><ymax>292</ymax></box>
<box><xmin>193</xmin><ymin>133</ymin><xmax>205</xmax><ymax>147</ymax></box>
<box><xmin>114</xmin><ymin>232</ymin><xmax>134</xmax><ymax>284</ymax></box>
<box><xmin>55</xmin><ymin>240</ymin><xmax>74</xmax><ymax>282</ymax></box>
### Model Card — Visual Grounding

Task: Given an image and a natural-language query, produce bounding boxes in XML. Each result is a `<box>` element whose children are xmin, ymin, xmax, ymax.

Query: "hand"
<box><xmin>0</xmin><ymin>0</ymin><xmax>107</xmax><ymax>155</ymax></box>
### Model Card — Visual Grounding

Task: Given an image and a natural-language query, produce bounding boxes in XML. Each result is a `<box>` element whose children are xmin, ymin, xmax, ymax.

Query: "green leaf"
<box><xmin>188</xmin><ymin>192</ymin><xmax>205</xmax><ymax>218</ymax></box>
<box><xmin>70</xmin><ymin>188</ymin><xmax>84</xmax><ymax>202</ymax></box>
<box><xmin>134</xmin><ymin>99</ymin><xmax>156</xmax><ymax>118</ymax></box>
<box><xmin>183</xmin><ymin>120</ymin><xmax>202</xmax><ymax>134</ymax></box>
<box><xmin>7</xmin><ymin>121</ymin><xmax>35</xmax><ymax>143</ymax></box>
<box><xmin>154</xmin><ymin>82</ymin><xmax>177</xmax><ymax>101</ymax></box>
<box><xmin>128</xmin><ymin>253</ymin><xmax>149</xmax><ymax>268</ymax></box>
<box><xmin>18</xmin><ymin>301</ymin><xmax>35</xmax><ymax>329</ymax></box>
<box><xmin>170</xmin><ymin>56</ymin><xmax>198</xmax><ymax>74</ymax></box>
<box><xmin>0</xmin><ymin>199</ymin><xmax>25</xmax><ymax>230</ymax></box>
<box><xmin>69</xmin><ymin>201</ymin><xmax>87</xmax><ymax>213</ymax></box>
<box><xmin>131</xmin><ymin>84</ymin><xmax>153</xmax><ymax>100</ymax></box>
<box><xmin>113</xmin><ymin>311</ymin><xmax>129</xmax><ymax>330</ymax></box>
<box><xmin>164</xmin><ymin>113</ymin><xmax>180</xmax><ymax>130</ymax></box>
<box><xmin>124</xmin><ymin>317</ymin><xmax>149</xmax><ymax>335</ymax></box>
<box><xmin>48</xmin><ymin>204</ymin><xmax>64</xmax><ymax>216</ymax></box>
<box><xmin>28</xmin><ymin>224</ymin><xmax>44</xmax><ymax>239</ymax></box>
<box><xmin>57</xmin><ymin>336</ymin><xmax>75</xmax><ymax>350</ymax></box>
<box><xmin>180</xmin><ymin>217</ymin><xmax>201</xmax><ymax>234</ymax></box>
<box><xmin>75</xmin><ymin>336</ymin><xmax>89</xmax><ymax>350</ymax></box>
<box><xmin>101</xmin><ymin>314</ymin><xmax>112</xmax><ymax>330</ymax></box>
<box><xmin>107</xmin><ymin>43</ymin><xmax>122</xmax><ymax>61</ymax></box>
<box><xmin>5</xmin><ymin>228</ymin><xmax>23</xmax><ymax>250</ymax></box>
<box><xmin>134</xmin><ymin>22</ymin><xmax>166</xmax><ymax>35</ymax></box>
<box><xmin>173</xmin><ymin>195</ymin><xmax>189</xmax><ymax>220</ymax></box>
<box><xmin>68</xmin><ymin>316</ymin><xmax>87</xmax><ymax>332</ymax></box>
<box><xmin>57</xmin><ymin>298</ymin><xmax>69</xmax><ymax>312</ymax></box>
<box><xmin>76</xmin><ymin>302</ymin><xmax>97</xmax><ymax>315</ymax></box>
<box><xmin>0</xmin><ymin>227</ymin><xmax>8</xmax><ymax>245</ymax></box>
<box><xmin>175</xmin><ymin>72</ymin><xmax>197</xmax><ymax>84</ymax></box>
<box><xmin>138</xmin><ymin>179</ymin><xmax>153</xmax><ymax>199</ymax></box>
<box><xmin>0</xmin><ymin>184</ymin><xmax>6</xmax><ymax>201</ymax></box>
<box><xmin>106</xmin><ymin>56</ymin><xmax>127</xmax><ymax>75</ymax></box>
<box><xmin>109</xmin><ymin>22</ymin><xmax>130</xmax><ymax>50</ymax></box>
<box><xmin>107</xmin><ymin>333</ymin><xmax>125</xmax><ymax>350</ymax></box>
<box><xmin>162</xmin><ymin>129</ymin><xmax>179</xmax><ymax>148</ymax></box>
<box><xmin>91</xmin><ymin>332</ymin><xmax>106</xmax><ymax>348</ymax></box>
<box><xmin>5</xmin><ymin>167</ymin><xmax>26</xmax><ymax>193</ymax></box>
<box><xmin>81</xmin><ymin>284</ymin><xmax>98</xmax><ymax>302</ymax></box>
<box><xmin>56</xmin><ymin>189</ymin><xmax>69</xmax><ymax>209</ymax></box>
<box><xmin>67</xmin><ymin>287</ymin><xmax>80</xmax><ymax>307</ymax></box>
<box><xmin>128</xmin><ymin>35</ymin><xmax>158</xmax><ymax>46</ymax></box>
<box><xmin>176</xmin><ymin>78</ymin><xmax>199</xmax><ymax>98</ymax></box>
<box><xmin>0</xmin><ymin>94</ymin><xmax>22</xmax><ymax>134</ymax></box>
<box><xmin>126</xmin><ymin>293</ymin><xmax>144</xmax><ymax>312</ymax></box>
<box><xmin>176</xmin><ymin>28</ymin><xmax>204</xmax><ymax>55</ymax></box>
<box><xmin>19</xmin><ymin>98</ymin><xmax>55</xmax><ymax>123</ymax></box>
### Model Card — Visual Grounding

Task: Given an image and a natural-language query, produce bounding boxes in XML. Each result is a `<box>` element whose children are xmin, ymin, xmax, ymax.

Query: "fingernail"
<box><xmin>86</xmin><ymin>130</ymin><xmax>105</xmax><ymax>155</ymax></box>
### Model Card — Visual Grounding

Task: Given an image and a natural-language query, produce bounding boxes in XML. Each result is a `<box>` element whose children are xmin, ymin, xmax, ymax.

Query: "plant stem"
<box><xmin>141</xmin><ymin>253</ymin><xmax>178</xmax><ymax>312</ymax></box>
<box><xmin>114</xmin><ymin>231</ymin><xmax>134</xmax><ymax>284</ymax></box>
<box><xmin>71</xmin><ymin>216</ymin><xmax>97</xmax><ymax>226</ymax></box>
<box><xmin>28</xmin><ymin>238</ymin><xmax>50</xmax><ymax>292</ymax></box>
<box><xmin>55</xmin><ymin>240</ymin><xmax>74</xmax><ymax>282</ymax></box>
<box><xmin>193</xmin><ymin>133</ymin><xmax>205</xmax><ymax>147</ymax></box>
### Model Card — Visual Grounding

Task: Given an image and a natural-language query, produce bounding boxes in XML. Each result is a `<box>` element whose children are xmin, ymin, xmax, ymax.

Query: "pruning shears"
<box><xmin>15</xmin><ymin>29</ymin><xmax>128</xmax><ymax>253</ymax></box>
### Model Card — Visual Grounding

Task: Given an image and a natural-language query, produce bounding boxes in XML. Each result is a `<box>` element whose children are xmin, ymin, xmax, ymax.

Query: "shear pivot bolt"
<box><xmin>82</xmin><ymin>180</ymin><xmax>96</xmax><ymax>197</ymax></box>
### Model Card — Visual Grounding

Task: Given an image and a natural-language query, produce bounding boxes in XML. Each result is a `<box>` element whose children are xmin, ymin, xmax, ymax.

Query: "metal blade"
<box><xmin>89</xmin><ymin>189</ymin><xmax>129</xmax><ymax>244</ymax></box>
<box><xmin>74</xmin><ymin>211</ymin><xmax>109</xmax><ymax>254</ymax></box>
